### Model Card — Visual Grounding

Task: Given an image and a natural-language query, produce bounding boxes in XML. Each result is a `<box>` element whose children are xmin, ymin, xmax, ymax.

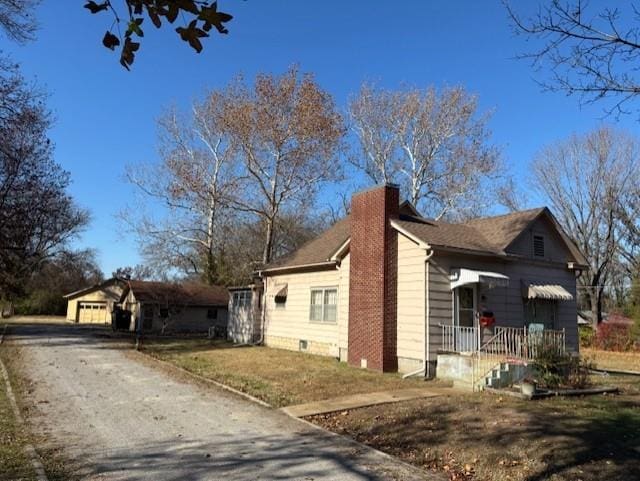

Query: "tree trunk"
<box><xmin>262</xmin><ymin>216</ymin><xmax>275</xmax><ymax>265</ymax></box>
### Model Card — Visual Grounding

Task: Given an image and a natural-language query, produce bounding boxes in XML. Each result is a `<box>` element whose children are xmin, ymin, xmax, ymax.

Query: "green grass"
<box><xmin>141</xmin><ymin>338</ymin><xmax>441</xmax><ymax>407</ymax></box>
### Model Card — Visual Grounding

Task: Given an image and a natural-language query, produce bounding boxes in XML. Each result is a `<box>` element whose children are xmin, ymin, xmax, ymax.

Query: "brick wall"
<box><xmin>348</xmin><ymin>184</ymin><xmax>399</xmax><ymax>372</ymax></box>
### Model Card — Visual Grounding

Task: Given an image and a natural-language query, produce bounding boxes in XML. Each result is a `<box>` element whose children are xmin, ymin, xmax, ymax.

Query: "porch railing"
<box><xmin>439</xmin><ymin>324</ymin><xmax>566</xmax><ymax>391</ymax></box>
<box><xmin>439</xmin><ymin>324</ymin><xmax>481</xmax><ymax>353</ymax></box>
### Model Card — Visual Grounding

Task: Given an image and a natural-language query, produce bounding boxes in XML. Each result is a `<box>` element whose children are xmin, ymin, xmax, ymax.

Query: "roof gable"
<box><xmin>63</xmin><ymin>278</ymin><xmax>125</xmax><ymax>300</ymax></box>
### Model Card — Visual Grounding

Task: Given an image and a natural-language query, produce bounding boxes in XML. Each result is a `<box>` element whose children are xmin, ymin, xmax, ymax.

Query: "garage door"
<box><xmin>77</xmin><ymin>302</ymin><xmax>108</xmax><ymax>323</ymax></box>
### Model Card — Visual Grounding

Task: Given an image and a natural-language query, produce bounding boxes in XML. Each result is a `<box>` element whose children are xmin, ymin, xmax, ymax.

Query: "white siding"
<box><xmin>263</xmin><ymin>254</ymin><xmax>350</xmax><ymax>356</ymax></box>
<box><xmin>396</xmin><ymin>233</ymin><xmax>426</xmax><ymax>362</ymax></box>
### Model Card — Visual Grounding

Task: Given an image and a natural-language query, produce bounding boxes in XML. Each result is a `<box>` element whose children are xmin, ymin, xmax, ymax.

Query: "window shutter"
<box><xmin>533</xmin><ymin>235</ymin><xmax>545</xmax><ymax>257</ymax></box>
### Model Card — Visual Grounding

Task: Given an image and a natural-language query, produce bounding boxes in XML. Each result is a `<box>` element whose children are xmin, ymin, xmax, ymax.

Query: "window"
<box><xmin>207</xmin><ymin>308</ymin><xmax>217</xmax><ymax>320</ymax></box>
<box><xmin>533</xmin><ymin>234</ymin><xmax>545</xmax><ymax>258</ymax></box>
<box><xmin>159</xmin><ymin>308</ymin><xmax>169</xmax><ymax>318</ymax></box>
<box><xmin>309</xmin><ymin>287</ymin><xmax>338</xmax><ymax>322</ymax></box>
<box><xmin>232</xmin><ymin>291</ymin><xmax>252</xmax><ymax>309</ymax></box>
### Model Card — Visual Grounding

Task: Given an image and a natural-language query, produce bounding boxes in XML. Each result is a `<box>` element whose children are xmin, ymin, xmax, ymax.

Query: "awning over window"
<box><xmin>450</xmin><ymin>268</ymin><xmax>510</xmax><ymax>290</ymax></box>
<box><xmin>274</xmin><ymin>284</ymin><xmax>288</xmax><ymax>303</ymax></box>
<box><xmin>523</xmin><ymin>283</ymin><xmax>573</xmax><ymax>301</ymax></box>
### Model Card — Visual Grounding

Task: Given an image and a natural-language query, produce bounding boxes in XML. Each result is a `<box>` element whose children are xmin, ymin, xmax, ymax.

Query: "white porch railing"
<box><xmin>440</xmin><ymin>324</ymin><xmax>481</xmax><ymax>353</ymax></box>
<box><xmin>439</xmin><ymin>324</ymin><xmax>566</xmax><ymax>391</ymax></box>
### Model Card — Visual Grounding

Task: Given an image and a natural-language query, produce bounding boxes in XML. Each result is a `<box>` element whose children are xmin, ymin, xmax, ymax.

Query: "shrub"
<box><xmin>579</xmin><ymin>326</ymin><xmax>594</xmax><ymax>348</ymax></box>
<box><xmin>595</xmin><ymin>322</ymin><xmax>634</xmax><ymax>352</ymax></box>
<box><xmin>532</xmin><ymin>344</ymin><xmax>593</xmax><ymax>389</ymax></box>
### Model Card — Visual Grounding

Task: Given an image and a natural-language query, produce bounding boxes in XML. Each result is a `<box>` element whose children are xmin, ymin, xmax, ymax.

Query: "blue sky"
<box><xmin>4</xmin><ymin>1</ymin><xmax>638</xmax><ymax>276</ymax></box>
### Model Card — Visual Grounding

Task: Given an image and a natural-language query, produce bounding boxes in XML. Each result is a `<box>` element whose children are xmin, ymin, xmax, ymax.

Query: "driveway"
<box><xmin>6</xmin><ymin>323</ymin><xmax>436</xmax><ymax>481</ymax></box>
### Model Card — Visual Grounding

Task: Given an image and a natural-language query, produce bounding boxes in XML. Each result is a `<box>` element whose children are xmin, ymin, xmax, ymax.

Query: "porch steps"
<box><xmin>482</xmin><ymin>362</ymin><xmax>530</xmax><ymax>390</ymax></box>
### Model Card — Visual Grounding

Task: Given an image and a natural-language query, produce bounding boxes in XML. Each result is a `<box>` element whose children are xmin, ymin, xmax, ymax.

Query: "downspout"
<box><xmin>403</xmin><ymin>247</ymin><xmax>434</xmax><ymax>379</ymax></box>
<box><xmin>254</xmin><ymin>273</ymin><xmax>266</xmax><ymax>345</ymax></box>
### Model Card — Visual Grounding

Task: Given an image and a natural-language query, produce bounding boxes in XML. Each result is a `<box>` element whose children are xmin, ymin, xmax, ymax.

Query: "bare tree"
<box><xmin>124</xmin><ymin>93</ymin><xmax>237</xmax><ymax>285</ymax></box>
<box><xmin>506</xmin><ymin>1</ymin><xmax>640</xmax><ymax>116</ymax></box>
<box><xmin>0</xmin><ymin>61</ymin><xmax>88</xmax><ymax>298</ymax></box>
<box><xmin>532</xmin><ymin>126</ymin><xmax>640</xmax><ymax>324</ymax></box>
<box><xmin>0</xmin><ymin>0</ymin><xmax>39</xmax><ymax>43</ymax></box>
<box><xmin>223</xmin><ymin>67</ymin><xmax>345</xmax><ymax>264</ymax></box>
<box><xmin>349</xmin><ymin>84</ymin><xmax>501</xmax><ymax>220</ymax></box>
<box><xmin>349</xmin><ymin>85</ymin><xmax>401</xmax><ymax>184</ymax></box>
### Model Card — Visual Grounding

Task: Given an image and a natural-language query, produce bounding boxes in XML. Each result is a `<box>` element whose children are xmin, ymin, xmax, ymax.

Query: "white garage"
<box><xmin>64</xmin><ymin>278</ymin><xmax>126</xmax><ymax>325</ymax></box>
<box><xmin>77</xmin><ymin>302</ymin><xmax>108</xmax><ymax>323</ymax></box>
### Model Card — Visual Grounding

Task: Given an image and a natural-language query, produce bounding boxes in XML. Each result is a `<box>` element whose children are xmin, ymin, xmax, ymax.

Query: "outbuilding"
<box><xmin>63</xmin><ymin>278</ymin><xmax>127</xmax><ymax>324</ymax></box>
<box><xmin>119</xmin><ymin>280</ymin><xmax>229</xmax><ymax>334</ymax></box>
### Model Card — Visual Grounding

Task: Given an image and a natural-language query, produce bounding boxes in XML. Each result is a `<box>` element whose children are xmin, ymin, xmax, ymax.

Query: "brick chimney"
<box><xmin>348</xmin><ymin>184</ymin><xmax>399</xmax><ymax>372</ymax></box>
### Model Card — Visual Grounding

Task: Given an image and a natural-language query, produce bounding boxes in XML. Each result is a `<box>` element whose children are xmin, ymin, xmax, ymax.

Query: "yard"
<box><xmin>310</xmin><ymin>364</ymin><xmax>640</xmax><ymax>481</ymax></box>
<box><xmin>141</xmin><ymin>338</ymin><xmax>431</xmax><ymax>407</ymax></box>
<box><xmin>582</xmin><ymin>347</ymin><xmax>640</xmax><ymax>372</ymax></box>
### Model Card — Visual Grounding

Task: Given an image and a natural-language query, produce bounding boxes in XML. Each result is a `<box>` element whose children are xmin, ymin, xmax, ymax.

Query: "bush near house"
<box><xmin>594</xmin><ymin>322</ymin><xmax>637</xmax><ymax>352</ymax></box>
<box><xmin>533</xmin><ymin>344</ymin><xmax>593</xmax><ymax>389</ymax></box>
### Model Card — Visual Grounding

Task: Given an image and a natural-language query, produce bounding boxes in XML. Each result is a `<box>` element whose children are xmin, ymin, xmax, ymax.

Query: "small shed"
<box><xmin>119</xmin><ymin>280</ymin><xmax>229</xmax><ymax>334</ymax></box>
<box><xmin>63</xmin><ymin>278</ymin><xmax>127</xmax><ymax>324</ymax></box>
<box><xmin>228</xmin><ymin>283</ymin><xmax>263</xmax><ymax>344</ymax></box>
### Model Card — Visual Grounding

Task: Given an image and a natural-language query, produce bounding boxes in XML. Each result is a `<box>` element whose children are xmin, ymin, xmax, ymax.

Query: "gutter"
<box><xmin>258</xmin><ymin>261</ymin><xmax>337</xmax><ymax>275</ymax></box>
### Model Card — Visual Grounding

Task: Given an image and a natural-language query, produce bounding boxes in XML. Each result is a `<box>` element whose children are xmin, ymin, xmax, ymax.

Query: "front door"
<box><xmin>455</xmin><ymin>285</ymin><xmax>477</xmax><ymax>351</ymax></box>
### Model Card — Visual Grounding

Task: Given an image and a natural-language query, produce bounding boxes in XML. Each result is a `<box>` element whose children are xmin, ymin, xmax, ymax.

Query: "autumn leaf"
<box><xmin>199</xmin><ymin>3</ymin><xmax>233</xmax><ymax>34</ymax></box>
<box><xmin>84</xmin><ymin>1</ymin><xmax>109</xmax><ymax>14</ymax></box>
<box><xmin>120</xmin><ymin>37</ymin><xmax>140</xmax><ymax>70</ymax></box>
<box><xmin>176</xmin><ymin>20</ymin><xmax>209</xmax><ymax>53</ymax></box>
<box><xmin>102</xmin><ymin>31</ymin><xmax>120</xmax><ymax>50</ymax></box>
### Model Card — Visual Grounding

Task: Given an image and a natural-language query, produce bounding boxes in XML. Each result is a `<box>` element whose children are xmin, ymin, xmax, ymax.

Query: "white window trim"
<box><xmin>454</xmin><ymin>285</ymin><xmax>477</xmax><ymax>327</ymax></box>
<box><xmin>309</xmin><ymin>286</ymin><xmax>339</xmax><ymax>323</ymax></box>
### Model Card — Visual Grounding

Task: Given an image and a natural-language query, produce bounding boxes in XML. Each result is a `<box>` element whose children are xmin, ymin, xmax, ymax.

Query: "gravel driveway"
<box><xmin>8</xmin><ymin>323</ymin><xmax>437</xmax><ymax>481</ymax></box>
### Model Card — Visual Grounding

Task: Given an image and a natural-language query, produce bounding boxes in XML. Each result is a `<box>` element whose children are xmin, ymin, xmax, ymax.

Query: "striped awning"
<box><xmin>274</xmin><ymin>284</ymin><xmax>288</xmax><ymax>302</ymax></box>
<box><xmin>525</xmin><ymin>283</ymin><xmax>573</xmax><ymax>301</ymax></box>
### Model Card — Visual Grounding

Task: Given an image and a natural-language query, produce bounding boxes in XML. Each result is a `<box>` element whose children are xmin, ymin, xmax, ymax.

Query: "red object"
<box><xmin>479</xmin><ymin>311</ymin><xmax>495</xmax><ymax>327</ymax></box>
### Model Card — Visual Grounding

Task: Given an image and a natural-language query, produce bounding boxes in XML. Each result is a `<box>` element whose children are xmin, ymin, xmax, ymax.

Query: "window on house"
<box><xmin>159</xmin><ymin>308</ymin><xmax>169</xmax><ymax>318</ymax></box>
<box><xmin>309</xmin><ymin>287</ymin><xmax>338</xmax><ymax>322</ymax></box>
<box><xmin>233</xmin><ymin>291</ymin><xmax>252</xmax><ymax>310</ymax></box>
<box><xmin>533</xmin><ymin>235</ymin><xmax>545</xmax><ymax>258</ymax></box>
<box><xmin>207</xmin><ymin>308</ymin><xmax>217</xmax><ymax>320</ymax></box>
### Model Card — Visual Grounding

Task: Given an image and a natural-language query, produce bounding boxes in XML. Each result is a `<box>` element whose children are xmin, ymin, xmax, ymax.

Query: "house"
<box><xmin>63</xmin><ymin>278</ymin><xmax>127</xmax><ymax>324</ymax></box>
<box><xmin>119</xmin><ymin>280</ymin><xmax>229</xmax><ymax>334</ymax></box>
<box><xmin>230</xmin><ymin>184</ymin><xmax>587</xmax><ymax>383</ymax></box>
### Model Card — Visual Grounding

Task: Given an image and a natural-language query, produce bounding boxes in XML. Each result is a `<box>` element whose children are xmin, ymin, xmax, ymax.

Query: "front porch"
<box><xmin>437</xmin><ymin>324</ymin><xmax>567</xmax><ymax>391</ymax></box>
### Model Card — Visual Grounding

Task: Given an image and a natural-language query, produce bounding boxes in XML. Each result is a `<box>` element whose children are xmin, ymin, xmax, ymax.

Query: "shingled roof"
<box><xmin>122</xmin><ymin>280</ymin><xmax>229</xmax><ymax>306</ymax></box>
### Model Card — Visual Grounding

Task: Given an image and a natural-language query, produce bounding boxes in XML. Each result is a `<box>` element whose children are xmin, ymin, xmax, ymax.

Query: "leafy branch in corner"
<box><xmin>84</xmin><ymin>1</ymin><xmax>233</xmax><ymax>70</ymax></box>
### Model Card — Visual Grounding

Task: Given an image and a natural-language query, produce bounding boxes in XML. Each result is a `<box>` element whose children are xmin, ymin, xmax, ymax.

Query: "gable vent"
<box><xmin>533</xmin><ymin>235</ymin><xmax>545</xmax><ymax>258</ymax></box>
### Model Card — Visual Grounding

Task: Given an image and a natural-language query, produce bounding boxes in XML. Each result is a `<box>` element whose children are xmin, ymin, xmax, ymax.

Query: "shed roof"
<box><xmin>122</xmin><ymin>280</ymin><xmax>229</xmax><ymax>307</ymax></box>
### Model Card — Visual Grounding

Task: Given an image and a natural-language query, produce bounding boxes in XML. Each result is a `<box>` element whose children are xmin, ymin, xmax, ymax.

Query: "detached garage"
<box><xmin>64</xmin><ymin>278</ymin><xmax>126</xmax><ymax>324</ymax></box>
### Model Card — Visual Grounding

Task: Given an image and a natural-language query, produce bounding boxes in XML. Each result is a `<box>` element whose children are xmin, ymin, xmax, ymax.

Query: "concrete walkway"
<box><xmin>281</xmin><ymin>387</ymin><xmax>454</xmax><ymax>418</ymax></box>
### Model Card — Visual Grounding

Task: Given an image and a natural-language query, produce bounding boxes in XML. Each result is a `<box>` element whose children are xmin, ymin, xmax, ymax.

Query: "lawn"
<box><xmin>582</xmin><ymin>348</ymin><xmax>640</xmax><ymax>372</ymax></box>
<box><xmin>141</xmin><ymin>338</ymin><xmax>433</xmax><ymax>407</ymax></box>
<box><xmin>310</xmin><ymin>374</ymin><xmax>640</xmax><ymax>481</ymax></box>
